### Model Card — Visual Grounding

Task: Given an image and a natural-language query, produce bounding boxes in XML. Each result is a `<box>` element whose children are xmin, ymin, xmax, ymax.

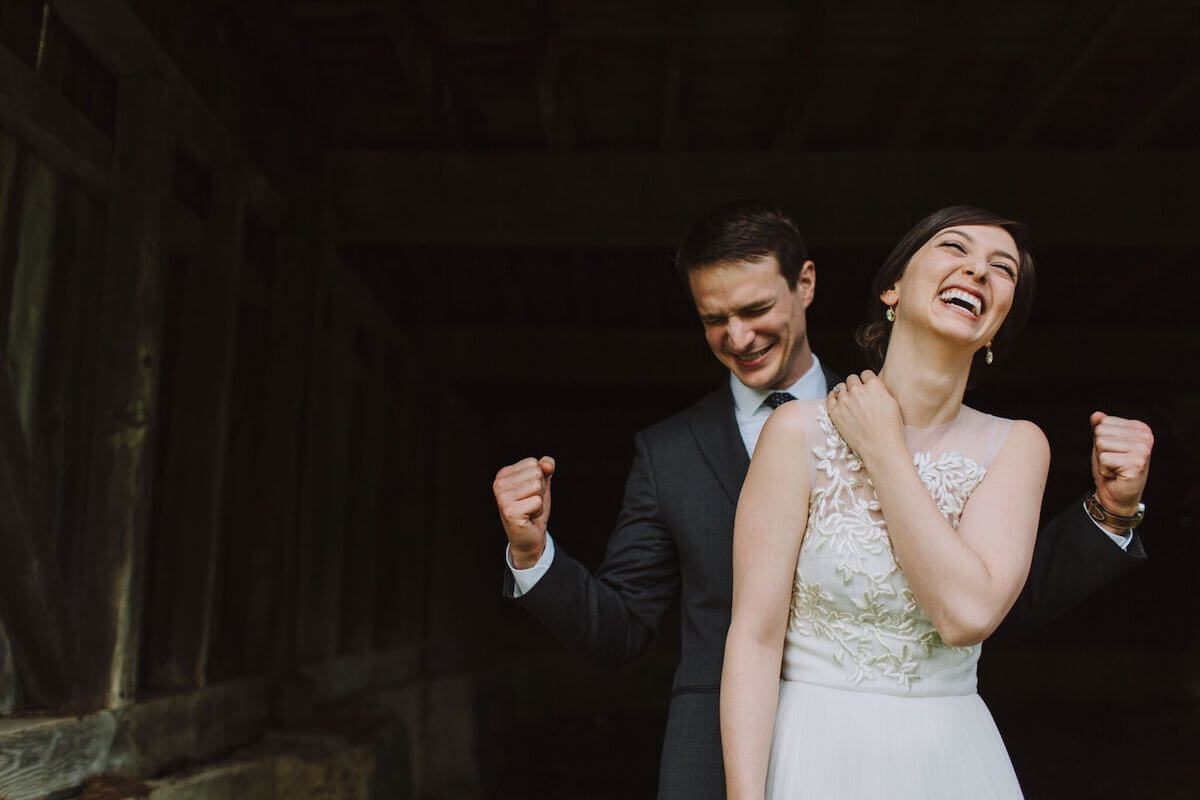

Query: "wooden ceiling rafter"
<box><xmin>1117</xmin><ymin>60</ymin><xmax>1200</xmax><ymax>149</ymax></box>
<box><xmin>772</xmin><ymin>0</ymin><xmax>838</xmax><ymax>150</ymax></box>
<box><xmin>383</xmin><ymin>3</ymin><xmax>463</xmax><ymax>148</ymax></box>
<box><xmin>1004</xmin><ymin>0</ymin><xmax>1129</xmax><ymax>148</ymax></box>
<box><xmin>886</xmin><ymin>2</ymin><xmax>971</xmax><ymax>150</ymax></box>
<box><xmin>324</xmin><ymin>150</ymin><xmax>1200</xmax><ymax>247</ymax></box>
<box><xmin>536</xmin><ymin>0</ymin><xmax>574</xmax><ymax>151</ymax></box>
<box><xmin>659</xmin><ymin>0</ymin><xmax>686</xmax><ymax>151</ymax></box>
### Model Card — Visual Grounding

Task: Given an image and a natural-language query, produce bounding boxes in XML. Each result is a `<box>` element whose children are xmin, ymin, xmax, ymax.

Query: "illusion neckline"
<box><xmin>902</xmin><ymin>405</ymin><xmax>965</xmax><ymax>433</ymax></box>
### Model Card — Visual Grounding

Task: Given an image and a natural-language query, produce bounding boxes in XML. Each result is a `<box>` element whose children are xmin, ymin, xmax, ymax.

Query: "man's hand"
<box><xmin>493</xmin><ymin>456</ymin><xmax>555</xmax><ymax>569</ymax></box>
<box><xmin>1090</xmin><ymin>412</ymin><xmax>1154</xmax><ymax>517</ymax></box>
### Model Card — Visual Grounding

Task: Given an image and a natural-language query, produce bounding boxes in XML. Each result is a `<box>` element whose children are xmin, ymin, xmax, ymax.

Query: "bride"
<box><xmin>720</xmin><ymin>206</ymin><xmax>1047</xmax><ymax>798</ymax></box>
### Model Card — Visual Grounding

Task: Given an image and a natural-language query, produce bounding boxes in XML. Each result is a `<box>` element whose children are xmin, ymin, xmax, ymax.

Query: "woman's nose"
<box><xmin>963</xmin><ymin>264</ymin><xmax>988</xmax><ymax>282</ymax></box>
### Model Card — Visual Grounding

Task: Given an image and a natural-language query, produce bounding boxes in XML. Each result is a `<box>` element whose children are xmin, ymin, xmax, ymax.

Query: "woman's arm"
<box><xmin>829</xmin><ymin>372</ymin><xmax>1049</xmax><ymax>646</ymax></box>
<box><xmin>720</xmin><ymin>404</ymin><xmax>811</xmax><ymax>799</ymax></box>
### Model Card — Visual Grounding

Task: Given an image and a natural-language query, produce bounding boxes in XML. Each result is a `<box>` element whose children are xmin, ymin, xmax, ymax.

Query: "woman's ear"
<box><xmin>880</xmin><ymin>285</ymin><xmax>899</xmax><ymax>307</ymax></box>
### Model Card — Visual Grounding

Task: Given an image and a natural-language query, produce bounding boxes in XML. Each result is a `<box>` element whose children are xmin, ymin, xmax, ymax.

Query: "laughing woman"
<box><xmin>720</xmin><ymin>206</ymin><xmax>1048</xmax><ymax>799</ymax></box>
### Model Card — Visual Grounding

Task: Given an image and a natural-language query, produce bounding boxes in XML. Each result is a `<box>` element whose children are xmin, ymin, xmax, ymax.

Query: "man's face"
<box><xmin>688</xmin><ymin>255</ymin><xmax>816</xmax><ymax>390</ymax></box>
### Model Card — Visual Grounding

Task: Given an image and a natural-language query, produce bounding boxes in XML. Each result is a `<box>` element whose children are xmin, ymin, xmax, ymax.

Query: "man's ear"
<box><xmin>797</xmin><ymin>259</ymin><xmax>816</xmax><ymax>308</ymax></box>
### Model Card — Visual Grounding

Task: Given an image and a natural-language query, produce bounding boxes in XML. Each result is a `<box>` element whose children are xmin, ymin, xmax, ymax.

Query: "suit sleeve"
<box><xmin>994</xmin><ymin>496</ymin><xmax>1146</xmax><ymax>639</ymax></box>
<box><xmin>503</xmin><ymin>430</ymin><xmax>679</xmax><ymax>664</ymax></box>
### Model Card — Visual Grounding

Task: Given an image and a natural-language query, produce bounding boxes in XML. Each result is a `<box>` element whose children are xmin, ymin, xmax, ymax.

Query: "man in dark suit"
<box><xmin>492</xmin><ymin>200</ymin><xmax>1153</xmax><ymax>799</ymax></box>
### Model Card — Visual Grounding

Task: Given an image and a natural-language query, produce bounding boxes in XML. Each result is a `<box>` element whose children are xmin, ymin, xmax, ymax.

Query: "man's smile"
<box><xmin>730</xmin><ymin>341</ymin><xmax>776</xmax><ymax>362</ymax></box>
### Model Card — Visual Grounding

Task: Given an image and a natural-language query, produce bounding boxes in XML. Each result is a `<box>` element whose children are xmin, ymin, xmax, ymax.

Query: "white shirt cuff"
<box><xmin>507</xmin><ymin>532</ymin><xmax>556</xmax><ymax>597</ymax></box>
<box><xmin>1082</xmin><ymin>501</ymin><xmax>1134</xmax><ymax>551</ymax></box>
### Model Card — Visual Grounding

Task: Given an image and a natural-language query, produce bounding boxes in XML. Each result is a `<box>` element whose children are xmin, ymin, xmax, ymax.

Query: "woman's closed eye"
<box><xmin>942</xmin><ymin>240</ymin><xmax>1016</xmax><ymax>279</ymax></box>
<box><xmin>990</xmin><ymin>263</ymin><xmax>1017</xmax><ymax>279</ymax></box>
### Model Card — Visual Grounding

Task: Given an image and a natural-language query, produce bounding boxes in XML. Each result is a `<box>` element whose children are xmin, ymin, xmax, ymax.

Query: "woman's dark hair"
<box><xmin>855</xmin><ymin>205</ymin><xmax>1037</xmax><ymax>372</ymax></box>
<box><xmin>675</xmin><ymin>199</ymin><xmax>807</xmax><ymax>288</ymax></box>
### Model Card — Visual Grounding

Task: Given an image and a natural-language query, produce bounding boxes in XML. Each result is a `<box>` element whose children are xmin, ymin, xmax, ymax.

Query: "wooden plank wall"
<box><xmin>0</xmin><ymin>1</ymin><xmax>433</xmax><ymax>796</ymax></box>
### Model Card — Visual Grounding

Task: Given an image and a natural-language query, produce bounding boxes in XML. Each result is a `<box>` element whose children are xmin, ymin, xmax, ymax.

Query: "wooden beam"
<box><xmin>168</xmin><ymin>200</ymin><xmax>204</xmax><ymax>255</ymax></box>
<box><xmin>659</xmin><ymin>42</ymin><xmax>685</xmax><ymax>150</ymax></box>
<box><xmin>0</xmin><ymin>678</ymin><xmax>266</xmax><ymax>799</ymax></box>
<box><xmin>536</xmin><ymin>38</ymin><xmax>574</xmax><ymax>151</ymax></box>
<box><xmin>338</xmin><ymin>334</ymin><xmax>384</xmax><ymax>655</ymax></box>
<box><xmin>886</xmin><ymin>3</ymin><xmax>968</xmax><ymax>150</ymax></box>
<box><xmin>254</xmin><ymin>230</ymin><xmax>314</xmax><ymax>681</ymax></box>
<box><xmin>374</xmin><ymin>349</ymin><xmax>427</xmax><ymax>650</ymax></box>
<box><xmin>772</xmin><ymin>1</ymin><xmax>837</xmax><ymax>150</ymax></box>
<box><xmin>1117</xmin><ymin>61</ymin><xmax>1200</xmax><ymax>149</ymax></box>
<box><xmin>0</xmin><ymin>620</ymin><xmax>13</xmax><ymax>714</ymax></box>
<box><xmin>144</xmin><ymin>159</ymin><xmax>249</xmax><ymax>691</ymax></box>
<box><xmin>0</xmin><ymin>41</ymin><xmax>110</xmax><ymax>200</ymax></box>
<box><xmin>294</xmin><ymin>252</ymin><xmax>357</xmax><ymax>663</ymax></box>
<box><xmin>74</xmin><ymin>76</ymin><xmax>174</xmax><ymax>710</ymax></box>
<box><xmin>47</xmin><ymin>0</ymin><xmax>285</xmax><ymax>223</ymax></box>
<box><xmin>44</xmin><ymin>0</ymin><xmax>161</xmax><ymax>77</ymax></box>
<box><xmin>0</xmin><ymin>312</ymin><xmax>72</xmax><ymax>707</ymax></box>
<box><xmin>1004</xmin><ymin>2</ymin><xmax>1127</xmax><ymax>149</ymax></box>
<box><xmin>287</xmin><ymin>645</ymin><xmax>421</xmax><ymax>712</ymax></box>
<box><xmin>6</xmin><ymin>152</ymin><xmax>62</xmax><ymax>444</ymax></box>
<box><xmin>324</xmin><ymin>150</ymin><xmax>1200</xmax><ymax>247</ymax></box>
<box><xmin>385</xmin><ymin>11</ymin><xmax>463</xmax><ymax>148</ymax></box>
<box><xmin>421</xmin><ymin>325</ymin><xmax>1199</xmax><ymax>388</ymax></box>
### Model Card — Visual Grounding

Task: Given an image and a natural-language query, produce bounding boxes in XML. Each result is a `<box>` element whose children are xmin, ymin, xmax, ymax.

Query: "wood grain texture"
<box><xmin>143</xmin><ymin>159</ymin><xmax>248</xmax><ymax>691</ymax></box>
<box><xmin>0</xmin><ymin>41</ymin><xmax>110</xmax><ymax>201</ymax></box>
<box><xmin>73</xmin><ymin>76</ymin><xmax>174</xmax><ymax>710</ymax></box>
<box><xmin>0</xmin><ymin>678</ymin><xmax>265</xmax><ymax>800</ymax></box>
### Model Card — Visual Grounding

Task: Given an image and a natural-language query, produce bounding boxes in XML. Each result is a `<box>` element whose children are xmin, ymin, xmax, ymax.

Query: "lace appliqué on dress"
<box><xmin>789</xmin><ymin>405</ymin><xmax>982</xmax><ymax>688</ymax></box>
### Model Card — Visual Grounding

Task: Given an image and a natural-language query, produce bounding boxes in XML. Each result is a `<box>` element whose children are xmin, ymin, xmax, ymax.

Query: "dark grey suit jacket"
<box><xmin>505</xmin><ymin>373</ymin><xmax>1145</xmax><ymax>799</ymax></box>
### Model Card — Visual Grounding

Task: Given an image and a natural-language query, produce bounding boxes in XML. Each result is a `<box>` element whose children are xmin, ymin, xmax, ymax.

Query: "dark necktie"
<box><xmin>763</xmin><ymin>391</ymin><xmax>796</xmax><ymax>410</ymax></box>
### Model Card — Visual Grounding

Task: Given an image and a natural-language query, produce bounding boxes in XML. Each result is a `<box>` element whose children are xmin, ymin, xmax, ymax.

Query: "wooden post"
<box><xmin>0</xmin><ymin>131</ymin><xmax>73</xmax><ymax>709</ymax></box>
<box><xmin>143</xmin><ymin>156</ymin><xmax>248</xmax><ymax>690</ymax></box>
<box><xmin>252</xmin><ymin>227</ymin><xmax>310</xmax><ymax>681</ymax></box>
<box><xmin>309</xmin><ymin>287</ymin><xmax>353</xmax><ymax>661</ymax></box>
<box><xmin>339</xmin><ymin>330</ymin><xmax>383</xmax><ymax>654</ymax></box>
<box><xmin>293</xmin><ymin>255</ymin><xmax>352</xmax><ymax>664</ymax></box>
<box><xmin>73</xmin><ymin>76</ymin><xmax>174</xmax><ymax>709</ymax></box>
<box><xmin>0</xmin><ymin>616</ymin><xmax>14</xmax><ymax>712</ymax></box>
<box><xmin>0</xmin><ymin>133</ymin><xmax>26</xmax><ymax>356</ymax></box>
<box><xmin>7</xmin><ymin>157</ymin><xmax>62</xmax><ymax>450</ymax></box>
<box><xmin>0</xmin><ymin>338</ymin><xmax>72</xmax><ymax>707</ymax></box>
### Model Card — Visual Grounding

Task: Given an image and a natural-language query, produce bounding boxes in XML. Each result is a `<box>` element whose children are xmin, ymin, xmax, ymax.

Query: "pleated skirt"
<box><xmin>766</xmin><ymin>680</ymin><xmax>1024</xmax><ymax>799</ymax></box>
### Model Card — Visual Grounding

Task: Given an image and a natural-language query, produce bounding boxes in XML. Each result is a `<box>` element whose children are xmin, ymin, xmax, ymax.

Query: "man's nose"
<box><xmin>727</xmin><ymin>318</ymin><xmax>755</xmax><ymax>349</ymax></box>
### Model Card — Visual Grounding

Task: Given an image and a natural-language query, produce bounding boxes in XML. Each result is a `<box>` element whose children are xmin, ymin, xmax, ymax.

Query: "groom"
<box><xmin>492</xmin><ymin>200</ymin><xmax>1153</xmax><ymax>799</ymax></box>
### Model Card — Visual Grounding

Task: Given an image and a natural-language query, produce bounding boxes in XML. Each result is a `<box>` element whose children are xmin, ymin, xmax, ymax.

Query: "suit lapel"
<box><xmin>688</xmin><ymin>382</ymin><xmax>750</xmax><ymax>506</ymax></box>
<box><xmin>690</xmin><ymin>362</ymin><xmax>840</xmax><ymax>506</ymax></box>
<box><xmin>822</xmin><ymin>363</ymin><xmax>842</xmax><ymax>391</ymax></box>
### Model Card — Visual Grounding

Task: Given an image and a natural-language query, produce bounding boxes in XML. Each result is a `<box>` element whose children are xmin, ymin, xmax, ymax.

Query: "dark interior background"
<box><xmin>0</xmin><ymin>1</ymin><xmax>1197</xmax><ymax>798</ymax></box>
<box><xmin>296</xmin><ymin>2</ymin><xmax>1200</xmax><ymax>796</ymax></box>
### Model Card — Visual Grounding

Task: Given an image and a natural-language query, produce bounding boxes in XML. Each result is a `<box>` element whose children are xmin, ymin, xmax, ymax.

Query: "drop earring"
<box><xmin>885</xmin><ymin>306</ymin><xmax>896</xmax><ymax>323</ymax></box>
<box><xmin>985</xmin><ymin>341</ymin><xmax>993</xmax><ymax>365</ymax></box>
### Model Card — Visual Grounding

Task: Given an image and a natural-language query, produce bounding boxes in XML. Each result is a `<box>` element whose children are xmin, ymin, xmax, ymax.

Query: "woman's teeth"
<box><xmin>939</xmin><ymin>288</ymin><xmax>982</xmax><ymax>316</ymax></box>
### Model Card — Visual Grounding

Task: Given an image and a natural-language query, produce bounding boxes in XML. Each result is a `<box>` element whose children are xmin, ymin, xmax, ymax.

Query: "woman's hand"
<box><xmin>826</xmin><ymin>371</ymin><xmax>905</xmax><ymax>464</ymax></box>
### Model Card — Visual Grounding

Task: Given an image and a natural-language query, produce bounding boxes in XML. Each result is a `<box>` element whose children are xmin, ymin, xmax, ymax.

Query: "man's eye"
<box><xmin>744</xmin><ymin>307</ymin><xmax>768</xmax><ymax>317</ymax></box>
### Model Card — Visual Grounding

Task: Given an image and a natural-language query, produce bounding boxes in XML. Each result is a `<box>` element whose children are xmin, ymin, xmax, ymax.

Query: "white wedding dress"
<box><xmin>766</xmin><ymin>401</ymin><xmax>1024</xmax><ymax>799</ymax></box>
